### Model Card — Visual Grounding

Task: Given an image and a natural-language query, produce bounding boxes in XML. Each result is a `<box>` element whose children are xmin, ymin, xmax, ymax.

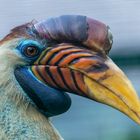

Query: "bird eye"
<box><xmin>24</xmin><ymin>46</ymin><xmax>39</xmax><ymax>57</ymax></box>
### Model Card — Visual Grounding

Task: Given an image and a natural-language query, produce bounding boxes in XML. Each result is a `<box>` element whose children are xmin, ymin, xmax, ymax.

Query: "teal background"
<box><xmin>0</xmin><ymin>0</ymin><xmax>140</xmax><ymax>139</ymax></box>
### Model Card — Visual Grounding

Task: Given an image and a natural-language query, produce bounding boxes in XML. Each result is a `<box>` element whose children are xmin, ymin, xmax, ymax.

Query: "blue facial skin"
<box><xmin>16</xmin><ymin>40</ymin><xmax>45</xmax><ymax>63</ymax></box>
<box><xmin>14</xmin><ymin>40</ymin><xmax>71</xmax><ymax>117</ymax></box>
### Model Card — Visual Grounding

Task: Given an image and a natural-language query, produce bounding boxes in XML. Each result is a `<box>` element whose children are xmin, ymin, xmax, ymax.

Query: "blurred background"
<box><xmin>0</xmin><ymin>0</ymin><xmax>140</xmax><ymax>140</ymax></box>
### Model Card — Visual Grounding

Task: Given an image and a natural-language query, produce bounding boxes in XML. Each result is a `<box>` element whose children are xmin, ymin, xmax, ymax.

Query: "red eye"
<box><xmin>24</xmin><ymin>46</ymin><xmax>39</xmax><ymax>57</ymax></box>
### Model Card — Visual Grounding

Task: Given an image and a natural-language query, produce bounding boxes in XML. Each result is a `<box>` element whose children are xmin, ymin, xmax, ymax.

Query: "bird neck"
<box><xmin>0</xmin><ymin>66</ymin><xmax>63</xmax><ymax>140</ymax></box>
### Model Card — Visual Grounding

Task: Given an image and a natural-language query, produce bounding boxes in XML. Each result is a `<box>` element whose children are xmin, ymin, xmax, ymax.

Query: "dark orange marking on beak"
<box><xmin>69</xmin><ymin>57</ymin><xmax>99</xmax><ymax>70</ymax></box>
<box><xmin>58</xmin><ymin>52</ymin><xmax>93</xmax><ymax>67</ymax></box>
<box><xmin>49</xmin><ymin>66</ymin><xmax>67</xmax><ymax>90</ymax></box>
<box><xmin>58</xmin><ymin>67</ymin><xmax>78</xmax><ymax>92</ymax></box>
<box><xmin>38</xmin><ymin>44</ymin><xmax>74</xmax><ymax>65</ymax></box>
<box><xmin>31</xmin><ymin>43</ymin><xmax>140</xmax><ymax>124</ymax></box>
<box><xmin>72</xmin><ymin>71</ymin><xmax>88</xmax><ymax>95</ymax></box>
<box><xmin>32</xmin><ymin>66</ymin><xmax>58</xmax><ymax>88</ymax></box>
<box><xmin>49</xmin><ymin>48</ymin><xmax>86</xmax><ymax>65</ymax></box>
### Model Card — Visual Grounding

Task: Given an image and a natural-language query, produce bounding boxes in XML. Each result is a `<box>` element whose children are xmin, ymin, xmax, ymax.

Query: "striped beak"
<box><xmin>31</xmin><ymin>43</ymin><xmax>140</xmax><ymax>124</ymax></box>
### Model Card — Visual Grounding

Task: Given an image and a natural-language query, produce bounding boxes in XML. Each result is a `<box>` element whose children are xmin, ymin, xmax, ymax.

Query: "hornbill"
<box><xmin>0</xmin><ymin>15</ymin><xmax>140</xmax><ymax>140</ymax></box>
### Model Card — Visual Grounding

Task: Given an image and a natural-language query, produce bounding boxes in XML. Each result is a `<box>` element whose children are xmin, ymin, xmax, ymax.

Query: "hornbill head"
<box><xmin>0</xmin><ymin>15</ymin><xmax>140</xmax><ymax>124</ymax></box>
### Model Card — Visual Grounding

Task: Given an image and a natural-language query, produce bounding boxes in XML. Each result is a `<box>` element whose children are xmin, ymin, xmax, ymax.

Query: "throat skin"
<box><xmin>0</xmin><ymin>72</ymin><xmax>63</xmax><ymax>140</ymax></box>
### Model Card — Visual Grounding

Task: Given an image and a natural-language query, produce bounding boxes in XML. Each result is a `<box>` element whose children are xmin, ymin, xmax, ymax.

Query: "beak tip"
<box><xmin>129</xmin><ymin>110</ymin><xmax>140</xmax><ymax>125</ymax></box>
<box><xmin>136</xmin><ymin>114</ymin><xmax>140</xmax><ymax>125</ymax></box>
<box><xmin>134</xmin><ymin>119</ymin><xmax>140</xmax><ymax>125</ymax></box>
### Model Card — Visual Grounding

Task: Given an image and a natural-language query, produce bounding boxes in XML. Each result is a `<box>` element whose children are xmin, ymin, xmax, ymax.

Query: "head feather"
<box><xmin>0</xmin><ymin>20</ymin><xmax>39</xmax><ymax>46</ymax></box>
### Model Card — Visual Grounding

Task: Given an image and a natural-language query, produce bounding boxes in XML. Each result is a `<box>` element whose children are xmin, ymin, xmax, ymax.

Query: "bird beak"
<box><xmin>31</xmin><ymin>44</ymin><xmax>140</xmax><ymax>124</ymax></box>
